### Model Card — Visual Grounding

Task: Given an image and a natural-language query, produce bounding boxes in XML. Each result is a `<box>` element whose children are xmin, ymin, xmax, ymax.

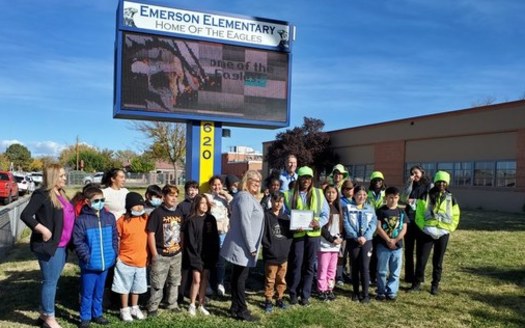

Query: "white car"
<box><xmin>14</xmin><ymin>173</ymin><xmax>35</xmax><ymax>195</ymax></box>
<box><xmin>30</xmin><ymin>172</ymin><xmax>43</xmax><ymax>186</ymax></box>
<box><xmin>83</xmin><ymin>172</ymin><xmax>104</xmax><ymax>185</ymax></box>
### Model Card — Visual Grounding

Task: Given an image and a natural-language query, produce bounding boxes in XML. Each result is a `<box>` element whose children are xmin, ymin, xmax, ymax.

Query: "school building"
<box><xmin>263</xmin><ymin>99</ymin><xmax>525</xmax><ymax>212</ymax></box>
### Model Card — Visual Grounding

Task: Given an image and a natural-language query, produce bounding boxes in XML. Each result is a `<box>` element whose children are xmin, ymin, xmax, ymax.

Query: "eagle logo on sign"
<box><xmin>124</xmin><ymin>7</ymin><xmax>138</xmax><ymax>27</ymax></box>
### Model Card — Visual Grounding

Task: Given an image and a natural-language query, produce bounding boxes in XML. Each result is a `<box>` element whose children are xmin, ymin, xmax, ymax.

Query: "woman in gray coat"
<box><xmin>220</xmin><ymin>170</ymin><xmax>264</xmax><ymax>322</ymax></box>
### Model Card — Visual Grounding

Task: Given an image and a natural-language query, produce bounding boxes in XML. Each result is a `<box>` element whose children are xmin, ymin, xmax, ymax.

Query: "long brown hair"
<box><xmin>290</xmin><ymin>175</ymin><xmax>314</xmax><ymax>210</ymax></box>
<box><xmin>43</xmin><ymin>163</ymin><xmax>68</xmax><ymax>209</ymax></box>
<box><xmin>324</xmin><ymin>184</ymin><xmax>343</xmax><ymax>232</ymax></box>
<box><xmin>189</xmin><ymin>194</ymin><xmax>212</xmax><ymax>217</ymax></box>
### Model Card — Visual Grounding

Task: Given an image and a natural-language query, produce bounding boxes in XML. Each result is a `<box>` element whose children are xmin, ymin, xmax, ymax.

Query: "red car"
<box><xmin>0</xmin><ymin>171</ymin><xmax>19</xmax><ymax>205</ymax></box>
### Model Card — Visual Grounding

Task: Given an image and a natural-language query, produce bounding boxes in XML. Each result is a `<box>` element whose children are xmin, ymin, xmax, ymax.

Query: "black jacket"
<box><xmin>262</xmin><ymin>210</ymin><xmax>292</xmax><ymax>264</ymax></box>
<box><xmin>184</xmin><ymin>213</ymin><xmax>220</xmax><ymax>272</ymax></box>
<box><xmin>20</xmin><ymin>188</ymin><xmax>65</xmax><ymax>257</ymax></box>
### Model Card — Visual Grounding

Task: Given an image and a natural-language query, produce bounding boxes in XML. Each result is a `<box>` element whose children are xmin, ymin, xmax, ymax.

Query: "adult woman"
<box><xmin>329</xmin><ymin>164</ymin><xmax>349</xmax><ymax>193</ymax></box>
<box><xmin>343</xmin><ymin>185</ymin><xmax>377</xmax><ymax>303</ymax></box>
<box><xmin>401</xmin><ymin>165</ymin><xmax>432</xmax><ymax>283</ymax></box>
<box><xmin>409</xmin><ymin>171</ymin><xmax>460</xmax><ymax>295</ymax></box>
<box><xmin>284</xmin><ymin>166</ymin><xmax>329</xmax><ymax>306</ymax></box>
<box><xmin>221</xmin><ymin>170</ymin><xmax>265</xmax><ymax>322</ymax></box>
<box><xmin>206</xmin><ymin>176</ymin><xmax>232</xmax><ymax>296</ymax></box>
<box><xmin>21</xmin><ymin>164</ymin><xmax>75</xmax><ymax>328</ymax></box>
<box><xmin>101</xmin><ymin>168</ymin><xmax>129</xmax><ymax>221</ymax></box>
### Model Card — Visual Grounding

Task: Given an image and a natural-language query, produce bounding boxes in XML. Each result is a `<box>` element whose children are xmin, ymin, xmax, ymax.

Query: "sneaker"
<box><xmin>327</xmin><ymin>290</ymin><xmax>336</xmax><ymax>301</ymax></box>
<box><xmin>147</xmin><ymin>310</ymin><xmax>158</xmax><ymax>318</ymax></box>
<box><xmin>289</xmin><ymin>295</ymin><xmax>298</xmax><ymax>305</ymax></box>
<box><xmin>430</xmin><ymin>285</ymin><xmax>439</xmax><ymax>296</ymax></box>
<box><xmin>407</xmin><ymin>283</ymin><xmax>421</xmax><ymax>293</ymax></box>
<box><xmin>336</xmin><ymin>280</ymin><xmax>345</xmax><ymax>288</ymax></box>
<box><xmin>318</xmin><ymin>291</ymin><xmax>328</xmax><ymax>302</ymax></box>
<box><xmin>375</xmin><ymin>294</ymin><xmax>386</xmax><ymax>301</ymax></box>
<box><xmin>198</xmin><ymin>305</ymin><xmax>210</xmax><ymax>316</ymax></box>
<box><xmin>119</xmin><ymin>307</ymin><xmax>133</xmax><ymax>322</ymax></box>
<box><xmin>386</xmin><ymin>295</ymin><xmax>397</xmax><ymax>301</ymax></box>
<box><xmin>92</xmin><ymin>316</ymin><xmax>109</xmax><ymax>325</ymax></box>
<box><xmin>130</xmin><ymin>306</ymin><xmax>145</xmax><ymax>320</ymax></box>
<box><xmin>360</xmin><ymin>296</ymin><xmax>371</xmax><ymax>304</ymax></box>
<box><xmin>299</xmin><ymin>298</ymin><xmax>310</xmax><ymax>307</ymax></box>
<box><xmin>188</xmin><ymin>304</ymin><xmax>196</xmax><ymax>316</ymax></box>
<box><xmin>263</xmin><ymin>300</ymin><xmax>273</xmax><ymax>313</ymax></box>
<box><xmin>237</xmin><ymin>312</ymin><xmax>259</xmax><ymax>322</ymax></box>
<box><xmin>79</xmin><ymin>320</ymin><xmax>91</xmax><ymax>328</ymax></box>
<box><xmin>351</xmin><ymin>293</ymin><xmax>360</xmax><ymax>302</ymax></box>
<box><xmin>276</xmin><ymin>299</ymin><xmax>288</xmax><ymax>309</ymax></box>
<box><xmin>167</xmin><ymin>304</ymin><xmax>182</xmax><ymax>313</ymax></box>
<box><xmin>217</xmin><ymin>284</ymin><xmax>226</xmax><ymax>296</ymax></box>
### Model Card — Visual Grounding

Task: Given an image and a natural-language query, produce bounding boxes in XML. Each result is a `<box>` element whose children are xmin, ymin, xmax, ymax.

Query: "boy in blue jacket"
<box><xmin>73</xmin><ymin>186</ymin><xmax>118</xmax><ymax>328</ymax></box>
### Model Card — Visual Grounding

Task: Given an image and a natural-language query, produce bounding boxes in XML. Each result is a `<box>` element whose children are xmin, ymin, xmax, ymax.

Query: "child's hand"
<box><xmin>334</xmin><ymin>237</ymin><xmax>343</xmax><ymax>245</ymax></box>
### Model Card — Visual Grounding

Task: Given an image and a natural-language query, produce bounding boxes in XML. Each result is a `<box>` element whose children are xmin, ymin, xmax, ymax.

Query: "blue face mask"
<box><xmin>131</xmin><ymin>209</ymin><xmax>145</xmax><ymax>217</ymax></box>
<box><xmin>90</xmin><ymin>201</ymin><xmax>105</xmax><ymax>211</ymax></box>
<box><xmin>150</xmin><ymin>197</ymin><xmax>162</xmax><ymax>207</ymax></box>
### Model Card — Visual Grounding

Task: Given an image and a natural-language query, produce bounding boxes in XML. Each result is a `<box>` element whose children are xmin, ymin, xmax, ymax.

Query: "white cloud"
<box><xmin>0</xmin><ymin>140</ymin><xmax>25</xmax><ymax>152</ymax></box>
<box><xmin>29</xmin><ymin>141</ymin><xmax>67</xmax><ymax>157</ymax></box>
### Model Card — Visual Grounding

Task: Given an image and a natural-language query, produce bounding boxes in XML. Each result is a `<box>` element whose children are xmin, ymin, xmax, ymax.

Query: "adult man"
<box><xmin>279</xmin><ymin>155</ymin><xmax>298</xmax><ymax>192</ymax></box>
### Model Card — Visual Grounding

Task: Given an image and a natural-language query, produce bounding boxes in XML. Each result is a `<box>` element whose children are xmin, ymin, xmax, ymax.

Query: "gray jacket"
<box><xmin>220</xmin><ymin>191</ymin><xmax>264</xmax><ymax>267</ymax></box>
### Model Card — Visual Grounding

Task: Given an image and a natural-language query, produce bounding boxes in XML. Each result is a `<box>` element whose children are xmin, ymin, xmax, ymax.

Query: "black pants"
<box><xmin>414</xmin><ymin>231</ymin><xmax>449</xmax><ymax>286</ymax></box>
<box><xmin>348</xmin><ymin>239</ymin><xmax>372</xmax><ymax>297</ymax></box>
<box><xmin>404</xmin><ymin>220</ymin><xmax>418</xmax><ymax>283</ymax></box>
<box><xmin>369</xmin><ymin>237</ymin><xmax>379</xmax><ymax>282</ymax></box>
<box><xmin>230</xmin><ymin>264</ymin><xmax>250</xmax><ymax>316</ymax></box>
<box><xmin>287</xmin><ymin>236</ymin><xmax>320</xmax><ymax>301</ymax></box>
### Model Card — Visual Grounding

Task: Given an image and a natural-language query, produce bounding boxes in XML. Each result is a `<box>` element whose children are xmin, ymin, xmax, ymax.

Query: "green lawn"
<box><xmin>0</xmin><ymin>210</ymin><xmax>524</xmax><ymax>328</ymax></box>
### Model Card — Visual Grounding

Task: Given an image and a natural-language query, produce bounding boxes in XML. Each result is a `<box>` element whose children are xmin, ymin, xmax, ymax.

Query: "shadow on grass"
<box><xmin>458</xmin><ymin>210</ymin><xmax>525</xmax><ymax>231</ymax></box>
<box><xmin>466</xmin><ymin>291</ymin><xmax>525</xmax><ymax>328</ymax></box>
<box><xmin>461</xmin><ymin>266</ymin><xmax>525</xmax><ymax>286</ymax></box>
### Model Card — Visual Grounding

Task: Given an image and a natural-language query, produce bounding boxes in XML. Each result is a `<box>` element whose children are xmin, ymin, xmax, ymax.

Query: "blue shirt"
<box><xmin>279</xmin><ymin>171</ymin><xmax>298</xmax><ymax>192</ymax></box>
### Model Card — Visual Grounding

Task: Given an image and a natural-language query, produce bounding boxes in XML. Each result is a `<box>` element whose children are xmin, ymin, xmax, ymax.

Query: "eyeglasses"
<box><xmin>91</xmin><ymin>198</ymin><xmax>105</xmax><ymax>204</ymax></box>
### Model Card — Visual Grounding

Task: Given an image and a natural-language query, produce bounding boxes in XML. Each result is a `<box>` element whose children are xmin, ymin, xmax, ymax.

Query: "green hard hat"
<box><xmin>297</xmin><ymin>166</ymin><xmax>314</xmax><ymax>177</ymax></box>
<box><xmin>370</xmin><ymin>171</ymin><xmax>384</xmax><ymax>181</ymax></box>
<box><xmin>434</xmin><ymin>171</ymin><xmax>450</xmax><ymax>184</ymax></box>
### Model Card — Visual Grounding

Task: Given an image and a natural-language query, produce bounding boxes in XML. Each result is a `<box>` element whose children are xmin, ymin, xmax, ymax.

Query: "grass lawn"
<box><xmin>0</xmin><ymin>210</ymin><xmax>524</xmax><ymax>328</ymax></box>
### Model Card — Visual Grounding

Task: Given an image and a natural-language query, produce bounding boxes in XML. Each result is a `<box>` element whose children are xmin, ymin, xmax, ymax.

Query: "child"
<box><xmin>261</xmin><ymin>192</ymin><xmax>292</xmax><ymax>313</ymax></box>
<box><xmin>368</xmin><ymin>171</ymin><xmax>386</xmax><ymax>285</ymax></box>
<box><xmin>375</xmin><ymin>187</ymin><xmax>407</xmax><ymax>301</ymax></box>
<box><xmin>343</xmin><ymin>185</ymin><xmax>377</xmax><ymax>303</ymax></box>
<box><xmin>317</xmin><ymin>185</ymin><xmax>344</xmax><ymax>302</ymax></box>
<box><xmin>184</xmin><ymin>194</ymin><xmax>220</xmax><ymax>316</ymax></box>
<box><xmin>144</xmin><ymin>184</ymin><xmax>162</xmax><ymax>215</ymax></box>
<box><xmin>111</xmin><ymin>192</ymin><xmax>149</xmax><ymax>321</ymax></box>
<box><xmin>260</xmin><ymin>177</ymin><xmax>282</xmax><ymax>210</ymax></box>
<box><xmin>73</xmin><ymin>186</ymin><xmax>118</xmax><ymax>328</ymax></box>
<box><xmin>146</xmin><ymin>184</ymin><xmax>184</xmax><ymax>316</ymax></box>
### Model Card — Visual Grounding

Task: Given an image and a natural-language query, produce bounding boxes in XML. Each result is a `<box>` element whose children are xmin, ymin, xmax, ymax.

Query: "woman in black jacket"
<box><xmin>20</xmin><ymin>164</ymin><xmax>75</xmax><ymax>328</ymax></box>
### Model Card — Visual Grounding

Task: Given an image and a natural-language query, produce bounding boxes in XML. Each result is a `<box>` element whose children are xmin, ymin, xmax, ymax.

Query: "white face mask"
<box><xmin>90</xmin><ymin>200</ymin><xmax>105</xmax><ymax>211</ymax></box>
<box><xmin>131</xmin><ymin>209</ymin><xmax>145</xmax><ymax>217</ymax></box>
<box><xmin>150</xmin><ymin>197</ymin><xmax>162</xmax><ymax>207</ymax></box>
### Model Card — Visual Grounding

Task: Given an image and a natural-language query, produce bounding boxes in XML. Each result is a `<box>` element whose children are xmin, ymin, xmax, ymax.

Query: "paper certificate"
<box><xmin>290</xmin><ymin>210</ymin><xmax>314</xmax><ymax>231</ymax></box>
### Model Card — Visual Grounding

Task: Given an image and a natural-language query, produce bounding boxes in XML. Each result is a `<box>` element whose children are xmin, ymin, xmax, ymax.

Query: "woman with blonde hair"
<box><xmin>21</xmin><ymin>164</ymin><xmax>75</xmax><ymax>328</ymax></box>
<box><xmin>221</xmin><ymin>170</ymin><xmax>265</xmax><ymax>322</ymax></box>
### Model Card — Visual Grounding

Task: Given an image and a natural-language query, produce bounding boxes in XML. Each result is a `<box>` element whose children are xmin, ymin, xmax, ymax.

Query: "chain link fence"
<box><xmin>67</xmin><ymin>171</ymin><xmax>185</xmax><ymax>187</ymax></box>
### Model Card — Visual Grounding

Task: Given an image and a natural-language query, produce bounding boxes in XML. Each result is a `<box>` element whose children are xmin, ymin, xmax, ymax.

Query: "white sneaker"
<box><xmin>217</xmin><ymin>284</ymin><xmax>226</xmax><ymax>296</ymax></box>
<box><xmin>131</xmin><ymin>306</ymin><xmax>145</xmax><ymax>320</ymax></box>
<box><xmin>188</xmin><ymin>304</ymin><xmax>196</xmax><ymax>316</ymax></box>
<box><xmin>198</xmin><ymin>305</ymin><xmax>210</xmax><ymax>316</ymax></box>
<box><xmin>120</xmin><ymin>307</ymin><xmax>133</xmax><ymax>322</ymax></box>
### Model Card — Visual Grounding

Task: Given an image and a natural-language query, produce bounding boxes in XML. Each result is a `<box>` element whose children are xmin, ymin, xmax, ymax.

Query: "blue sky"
<box><xmin>1</xmin><ymin>0</ymin><xmax>524</xmax><ymax>157</ymax></box>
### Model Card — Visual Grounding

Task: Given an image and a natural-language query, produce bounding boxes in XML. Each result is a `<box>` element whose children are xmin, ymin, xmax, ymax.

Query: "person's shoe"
<box><xmin>375</xmin><ymin>294</ymin><xmax>386</xmax><ymax>301</ymax></box>
<box><xmin>217</xmin><ymin>284</ymin><xmax>226</xmax><ymax>296</ymax></box>
<box><xmin>336</xmin><ymin>280</ymin><xmax>345</xmax><ymax>288</ymax></box>
<box><xmin>318</xmin><ymin>291</ymin><xmax>328</xmax><ymax>302</ymax></box>
<box><xmin>167</xmin><ymin>304</ymin><xmax>182</xmax><ymax>313</ymax></box>
<box><xmin>276</xmin><ymin>299</ymin><xmax>288</xmax><ymax>310</ymax></box>
<box><xmin>79</xmin><ymin>320</ymin><xmax>91</xmax><ymax>328</ymax></box>
<box><xmin>430</xmin><ymin>284</ymin><xmax>439</xmax><ymax>295</ymax></box>
<box><xmin>327</xmin><ymin>290</ymin><xmax>336</xmax><ymax>301</ymax></box>
<box><xmin>188</xmin><ymin>304</ymin><xmax>196</xmax><ymax>316</ymax></box>
<box><xmin>300</xmin><ymin>298</ymin><xmax>311</xmax><ymax>307</ymax></box>
<box><xmin>360</xmin><ymin>296</ymin><xmax>371</xmax><ymax>304</ymax></box>
<box><xmin>119</xmin><ymin>307</ymin><xmax>133</xmax><ymax>322</ymax></box>
<box><xmin>351</xmin><ymin>293</ymin><xmax>360</xmax><ymax>302</ymax></box>
<box><xmin>407</xmin><ymin>283</ymin><xmax>421</xmax><ymax>293</ymax></box>
<box><xmin>386</xmin><ymin>295</ymin><xmax>397</xmax><ymax>301</ymax></box>
<box><xmin>147</xmin><ymin>310</ymin><xmax>158</xmax><ymax>318</ymax></box>
<box><xmin>92</xmin><ymin>316</ymin><xmax>109</xmax><ymax>325</ymax></box>
<box><xmin>264</xmin><ymin>300</ymin><xmax>273</xmax><ymax>313</ymax></box>
<box><xmin>289</xmin><ymin>295</ymin><xmax>298</xmax><ymax>305</ymax></box>
<box><xmin>198</xmin><ymin>305</ymin><xmax>210</xmax><ymax>316</ymax></box>
<box><xmin>130</xmin><ymin>306</ymin><xmax>145</xmax><ymax>320</ymax></box>
<box><xmin>237</xmin><ymin>312</ymin><xmax>259</xmax><ymax>322</ymax></box>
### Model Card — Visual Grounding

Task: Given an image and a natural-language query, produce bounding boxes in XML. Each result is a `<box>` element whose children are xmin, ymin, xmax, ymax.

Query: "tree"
<box><xmin>129</xmin><ymin>154</ymin><xmax>155</xmax><ymax>173</ymax></box>
<box><xmin>0</xmin><ymin>154</ymin><xmax>9</xmax><ymax>171</ymax></box>
<box><xmin>132</xmin><ymin>122</ymin><xmax>186</xmax><ymax>183</ymax></box>
<box><xmin>265</xmin><ymin>117</ymin><xmax>339</xmax><ymax>177</ymax></box>
<box><xmin>5</xmin><ymin>143</ymin><xmax>32</xmax><ymax>171</ymax></box>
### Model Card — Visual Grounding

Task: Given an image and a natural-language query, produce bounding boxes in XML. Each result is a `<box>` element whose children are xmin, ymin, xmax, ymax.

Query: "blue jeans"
<box><xmin>80</xmin><ymin>269</ymin><xmax>109</xmax><ymax>321</ymax></box>
<box><xmin>376</xmin><ymin>244</ymin><xmax>402</xmax><ymax>297</ymax></box>
<box><xmin>37</xmin><ymin>247</ymin><xmax>67</xmax><ymax>316</ymax></box>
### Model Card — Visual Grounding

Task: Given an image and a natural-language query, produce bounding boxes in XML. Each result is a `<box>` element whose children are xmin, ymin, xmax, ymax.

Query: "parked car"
<box><xmin>83</xmin><ymin>172</ymin><xmax>104</xmax><ymax>185</ymax></box>
<box><xmin>0</xmin><ymin>171</ymin><xmax>19</xmax><ymax>205</ymax></box>
<box><xmin>30</xmin><ymin>172</ymin><xmax>43</xmax><ymax>186</ymax></box>
<box><xmin>13</xmin><ymin>173</ymin><xmax>35</xmax><ymax>196</ymax></box>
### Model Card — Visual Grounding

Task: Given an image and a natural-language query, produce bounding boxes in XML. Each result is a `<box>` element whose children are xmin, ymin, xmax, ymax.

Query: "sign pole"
<box><xmin>186</xmin><ymin>121</ymin><xmax>222</xmax><ymax>189</ymax></box>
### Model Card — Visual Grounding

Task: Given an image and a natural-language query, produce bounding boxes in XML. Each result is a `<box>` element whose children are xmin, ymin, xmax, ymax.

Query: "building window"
<box><xmin>349</xmin><ymin>164</ymin><xmax>374</xmax><ymax>185</ymax></box>
<box><xmin>474</xmin><ymin>161</ymin><xmax>495</xmax><ymax>187</ymax></box>
<box><xmin>454</xmin><ymin>162</ymin><xmax>472</xmax><ymax>186</ymax></box>
<box><xmin>496</xmin><ymin>161</ymin><xmax>516</xmax><ymax>187</ymax></box>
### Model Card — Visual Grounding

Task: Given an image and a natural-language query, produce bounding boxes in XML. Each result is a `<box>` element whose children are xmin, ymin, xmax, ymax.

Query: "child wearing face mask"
<box><xmin>112</xmin><ymin>192</ymin><xmax>149</xmax><ymax>322</ymax></box>
<box><xmin>73</xmin><ymin>186</ymin><xmax>118</xmax><ymax>328</ymax></box>
<box><xmin>144</xmin><ymin>185</ymin><xmax>163</xmax><ymax>215</ymax></box>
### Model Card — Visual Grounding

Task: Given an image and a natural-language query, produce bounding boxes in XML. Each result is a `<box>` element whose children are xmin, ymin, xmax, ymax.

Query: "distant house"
<box><xmin>222</xmin><ymin>146</ymin><xmax>262</xmax><ymax>178</ymax></box>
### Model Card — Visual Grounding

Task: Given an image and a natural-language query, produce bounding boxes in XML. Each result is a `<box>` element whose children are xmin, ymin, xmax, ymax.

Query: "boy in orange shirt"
<box><xmin>111</xmin><ymin>192</ymin><xmax>149</xmax><ymax>322</ymax></box>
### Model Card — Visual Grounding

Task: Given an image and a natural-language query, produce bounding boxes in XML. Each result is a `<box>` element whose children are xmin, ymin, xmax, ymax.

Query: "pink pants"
<box><xmin>317</xmin><ymin>251</ymin><xmax>339</xmax><ymax>292</ymax></box>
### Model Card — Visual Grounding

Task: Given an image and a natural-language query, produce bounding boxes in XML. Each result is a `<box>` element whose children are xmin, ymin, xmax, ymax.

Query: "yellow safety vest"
<box><xmin>284</xmin><ymin>188</ymin><xmax>324</xmax><ymax>238</ymax></box>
